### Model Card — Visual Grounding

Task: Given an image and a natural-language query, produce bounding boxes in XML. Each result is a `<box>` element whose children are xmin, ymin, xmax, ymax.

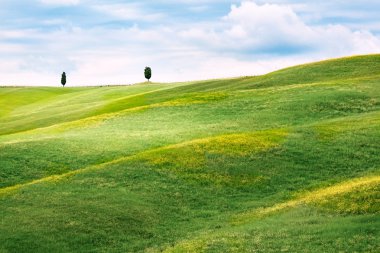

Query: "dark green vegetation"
<box><xmin>145</xmin><ymin>67</ymin><xmax>152</xmax><ymax>81</ymax></box>
<box><xmin>61</xmin><ymin>72</ymin><xmax>66</xmax><ymax>87</ymax></box>
<box><xmin>0</xmin><ymin>55</ymin><xmax>379</xmax><ymax>252</ymax></box>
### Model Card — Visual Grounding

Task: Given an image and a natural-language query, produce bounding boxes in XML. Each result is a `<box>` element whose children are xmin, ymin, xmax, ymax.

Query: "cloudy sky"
<box><xmin>1</xmin><ymin>0</ymin><xmax>380</xmax><ymax>86</ymax></box>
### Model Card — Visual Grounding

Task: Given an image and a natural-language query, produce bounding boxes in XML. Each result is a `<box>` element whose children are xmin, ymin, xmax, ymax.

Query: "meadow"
<box><xmin>0</xmin><ymin>55</ymin><xmax>379</xmax><ymax>252</ymax></box>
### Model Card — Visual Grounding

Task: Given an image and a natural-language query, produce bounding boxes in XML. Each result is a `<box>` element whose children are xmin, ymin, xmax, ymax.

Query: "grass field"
<box><xmin>0</xmin><ymin>55</ymin><xmax>379</xmax><ymax>252</ymax></box>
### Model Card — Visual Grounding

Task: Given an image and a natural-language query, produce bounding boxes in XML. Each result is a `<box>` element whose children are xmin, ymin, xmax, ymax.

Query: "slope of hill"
<box><xmin>0</xmin><ymin>55</ymin><xmax>379</xmax><ymax>252</ymax></box>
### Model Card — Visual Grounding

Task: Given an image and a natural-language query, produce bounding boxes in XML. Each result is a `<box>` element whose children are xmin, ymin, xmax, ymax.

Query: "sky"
<box><xmin>0</xmin><ymin>0</ymin><xmax>380</xmax><ymax>86</ymax></box>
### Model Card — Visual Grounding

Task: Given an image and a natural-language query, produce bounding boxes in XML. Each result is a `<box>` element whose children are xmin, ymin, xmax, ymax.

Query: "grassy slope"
<box><xmin>0</xmin><ymin>55</ymin><xmax>379</xmax><ymax>252</ymax></box>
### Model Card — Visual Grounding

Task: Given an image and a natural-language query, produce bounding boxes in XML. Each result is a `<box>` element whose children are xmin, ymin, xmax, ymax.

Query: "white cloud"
<box><xmin>92</xmin><ymin>3</ymin><xmax>165</xmax><ymax>22</ymax></box>
<box><xmin>180</xmin><ymin>1</ymin><xmax>380</xmax><ymax>57</ymax></box>
<box><xmin>1</xmin><ymin>1</ymin><xmax>380</xmax><ymax>86</ymax></box>
<box><xmin>39</xmin><ymin>0</ymin><xmax>80</xmax><ymax>5</ymax></box>
<box><xmin>223</xmin><ymin>1</ymin><xmax>313</xmax><ymax>49</ymax></box>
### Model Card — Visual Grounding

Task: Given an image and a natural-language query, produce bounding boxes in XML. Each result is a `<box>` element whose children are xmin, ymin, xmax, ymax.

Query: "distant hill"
<box><xmin>0</xmin><ymin>55</ymin><xmax>379</xmax><ymax>252</ymax></box>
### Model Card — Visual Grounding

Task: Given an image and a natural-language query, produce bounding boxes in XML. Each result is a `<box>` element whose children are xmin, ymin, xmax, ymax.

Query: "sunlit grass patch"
<box><xmin>162</xmin><ymin>176</ymin><xmax>380</xmax><ymax>252</ymax></box>
<box><xmin>162</xmin><ymin>207</ymin><xmax>380</xmax><ymax>253</ymax></box>
<box><xmin>53</xmin><ymin>92</ymin><xmax>228</xmax><ymax>132</ymax></box>
<box><xmin>314</xmin><ymin>111</ymin><xmax>380</xmax><ymax>140</ymax></box>
<box><xmin>312</xmin><ymin>182</ymin><xmax>380</xmax><ymax>214</ymax></box>
<box><xmin>161</xmin><ymin>229</ymin><xmax>249</xmax><ymax>253</ymax></box>
<box><xmin>139</xmin><ymin>129</ymin><xmax>287</xmax><ymax>167</ymax></box>
<box><xmin>147</xmin><ymin>92</ymin><xmax>228</xmax><ymax>109</ymax></box>
<box><xmin>234</xmin><ymin>175</ymin><xmax>380</xmax><ymax>223</ymax></box>
<box><xmin>160</xmin><ymin>92</ymin><xmax>229</xmax><ymax>105</ymax></box>
<box><xmin>135</xmin><ymin>130</ymin><xmax>287</xmax><ymax>185</ymax></box>
<box><xmin>197</xmin><ymin>130</ymin><xmax>287</xmax><ymax>156</ymax></box>
<box><xmin>0</xmin><ymin>92</ymin><xmax>228</xmax><ymax>140</ymax></box>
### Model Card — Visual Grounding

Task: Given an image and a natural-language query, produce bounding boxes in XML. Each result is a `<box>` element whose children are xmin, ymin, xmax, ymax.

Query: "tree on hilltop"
<box><xmin>144</xmin><ymin>67</ymin><xmax>152</xmax><ymax>82</ymax></box>
<box><xmin>61</xmin><ymin>72</ymin><xmax>66</xmax><ymax>87</ymax></box>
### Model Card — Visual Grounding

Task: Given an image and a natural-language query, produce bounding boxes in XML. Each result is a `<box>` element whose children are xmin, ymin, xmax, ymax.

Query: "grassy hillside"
<box><xmin>0</xmin><ymin>55</ymin><xmax>379</xmax><ymax>252</ymax></box>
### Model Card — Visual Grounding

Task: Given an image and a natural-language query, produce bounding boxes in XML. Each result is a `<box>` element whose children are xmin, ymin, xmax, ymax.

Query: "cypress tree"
<box><xmin>144</xmin><ymin>67</ymin><xmax>152</xmax><ymax>82</ymax></box>
<box><xmin>61</xmin><ymin>72</ymin><xmax>66</xmax><ymax>87</ymax></box>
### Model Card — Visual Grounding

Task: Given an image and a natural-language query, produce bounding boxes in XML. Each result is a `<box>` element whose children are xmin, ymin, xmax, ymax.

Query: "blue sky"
<box><xmin>1</xmin><ymin>0</ymin><xmax>380</xmax><ymax>86</ymax></box>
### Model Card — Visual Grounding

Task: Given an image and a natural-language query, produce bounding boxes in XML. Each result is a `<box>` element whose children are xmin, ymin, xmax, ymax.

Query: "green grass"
<box><xmin>0</xmin><ymin>55</ymin><xmax>379</xmax><ymax>252</ymax></box>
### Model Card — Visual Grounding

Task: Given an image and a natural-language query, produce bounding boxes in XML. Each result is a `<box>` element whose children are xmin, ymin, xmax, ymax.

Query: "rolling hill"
<box><xmin>0</xmin><ymin>55</ymin><xmax>379</xmax><ymax>252</ymax></box>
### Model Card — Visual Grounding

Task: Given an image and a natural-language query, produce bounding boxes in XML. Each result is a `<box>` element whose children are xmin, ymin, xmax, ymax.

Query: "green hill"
<box><xmin>0</xmin><ymin>55</ymin><xmax>379</xmax><ymax>252</ymax></box>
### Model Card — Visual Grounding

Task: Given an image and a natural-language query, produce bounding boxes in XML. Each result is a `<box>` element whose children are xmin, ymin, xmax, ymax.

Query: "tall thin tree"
<box><xmin>61</xmin><ymin>72</ymin><xmax>66</xmax><ymax>87</ymax></box>
<box><xmin>144</xmin><ymin>67</ymin><xmax>152</xmax><ymax>82</ymax></box>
